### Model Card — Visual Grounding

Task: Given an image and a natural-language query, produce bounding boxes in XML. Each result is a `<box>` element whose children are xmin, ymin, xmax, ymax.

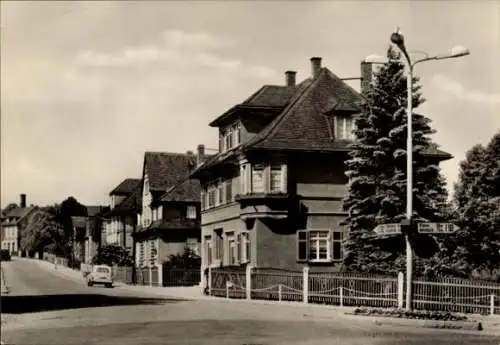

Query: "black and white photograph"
<box><xmin>1</xmin><ymin>1</ymin><xmax>499</xmax><ymax>344</ymax></box>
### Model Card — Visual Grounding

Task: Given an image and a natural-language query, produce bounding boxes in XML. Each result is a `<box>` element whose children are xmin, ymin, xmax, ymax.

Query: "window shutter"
<box><xmin>297</xmin><ymin>230</ymin><xmax>309</xmax><ymax>261</ymax></box>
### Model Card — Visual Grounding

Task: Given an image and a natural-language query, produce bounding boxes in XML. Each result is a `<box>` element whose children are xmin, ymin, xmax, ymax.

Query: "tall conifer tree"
<box><xmin>343</xmin><ymin>50</ymin><xmax>450</xmax><ymax>275</ymax></box>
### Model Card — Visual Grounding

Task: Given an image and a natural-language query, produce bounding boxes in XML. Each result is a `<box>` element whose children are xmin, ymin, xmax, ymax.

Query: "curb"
<box><xmin>344</xmin><ymin>312</ymin><xmax>500</xmax><ymax>335</ymax></box>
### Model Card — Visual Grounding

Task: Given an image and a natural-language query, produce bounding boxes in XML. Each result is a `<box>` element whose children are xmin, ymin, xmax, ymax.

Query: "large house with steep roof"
<box><xmin>103</xmin><ymin>178</ymin><xmax>142</xmax><ymax>250</ymax></box>
<box><xmin>190</xmin><ymin>57</ymin><xmax>452</xmax><ymax>272</ymax></box>
<box><xmin>133</xmin><ymin>150</ymin><xmax>206</xmax><ymax>269</ymax></box>
<box><xmin>1</xmin><ymin>194</ymin><xmax>38</xmax><ymax>256</ymax></box>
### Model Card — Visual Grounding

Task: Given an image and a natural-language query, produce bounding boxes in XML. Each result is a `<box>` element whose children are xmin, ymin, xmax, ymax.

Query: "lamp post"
<box><xmin>365</xmin><ymin>28</ymin><xmax>469</xmax><ymax>311</ymax></box>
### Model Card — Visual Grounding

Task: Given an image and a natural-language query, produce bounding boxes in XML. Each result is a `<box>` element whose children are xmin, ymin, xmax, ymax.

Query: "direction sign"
<box><xmin>374</xmin><ymin>223</ymin><xmax>401</xmax><ymax>235</ymax></box>
<box><xmin>417</xmin><ymin>223</ymin><xmax>459</xmax><ymax>234</ymax></box>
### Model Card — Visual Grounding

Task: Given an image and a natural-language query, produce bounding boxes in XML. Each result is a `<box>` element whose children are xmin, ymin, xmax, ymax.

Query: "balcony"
<box><xmin>234</xmin><ymin>193</ymin><xmax>299</xmax><ymax>220</ymax></box>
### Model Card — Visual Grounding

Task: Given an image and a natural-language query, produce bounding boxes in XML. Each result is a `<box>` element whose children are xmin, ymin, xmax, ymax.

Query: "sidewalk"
<box><xmin>21</xmin><ymin>258</ymin><xmax>500</xmax><ymax>335</ymax></box>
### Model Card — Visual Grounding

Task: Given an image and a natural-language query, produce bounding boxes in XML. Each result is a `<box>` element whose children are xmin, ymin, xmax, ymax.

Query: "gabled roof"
<box><xmin>104</xmin><ymin>185</ymin><xmax>141</xmax><ymax>217</ymax></box>
<box><xmin>110</xmin><ymin>178</ymin><xmax>141</xmax><ymax>196</ymax></box>
<box><xmin>1</xmin><ymin>206</ymin><xmax>37</xmax><ymax>225</ymax></box>
<box><xmin>143</xmin><ymin>152</ymin><xmax>197</xmax><ymax>192</ymax></box>
<box><xmin>160</xmin><ymin>178</ymin><xmax>201</xmax><ymax>203</ymax></box>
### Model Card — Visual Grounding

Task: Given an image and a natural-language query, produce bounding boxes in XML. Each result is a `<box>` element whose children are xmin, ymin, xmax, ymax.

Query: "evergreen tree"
<box><xmin>343</xmin><ymin>53</ymin><xmax>450</xmax><ymax>275</ymax></box>
<box><xmin>447</xmin><ymin>131</ymin><xmax>500</xmax><ymax>280</ymax></box>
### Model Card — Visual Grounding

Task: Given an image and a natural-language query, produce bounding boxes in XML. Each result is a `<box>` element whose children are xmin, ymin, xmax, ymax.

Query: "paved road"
<box><xmin>1</xmin><ymin>259</ymin><xmax>499</xmax><ymax>345</ymax></box>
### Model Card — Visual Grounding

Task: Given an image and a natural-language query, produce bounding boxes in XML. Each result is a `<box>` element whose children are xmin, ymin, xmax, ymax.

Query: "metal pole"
<box><xmin>405</xmin><ymin>63</ymin><xmax>414</xmax><ymax>311</ymax></box>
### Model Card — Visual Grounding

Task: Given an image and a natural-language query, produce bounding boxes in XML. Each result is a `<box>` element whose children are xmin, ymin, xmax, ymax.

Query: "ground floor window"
<box><xmin>226</xmin><ymin>232</ymin><xmax>238</xmax><ymax>266</ymax></box>
<box><xmin>297</xmin><ymin>229</ymin><xmax>344</xmax><ymax>263</ymax></box>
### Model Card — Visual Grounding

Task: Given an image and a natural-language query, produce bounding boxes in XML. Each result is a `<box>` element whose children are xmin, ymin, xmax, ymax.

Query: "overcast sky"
<box><xmin>1</xmin><ymin>1</ymin><xmax>499</xmax><ymax>208</ymax></box>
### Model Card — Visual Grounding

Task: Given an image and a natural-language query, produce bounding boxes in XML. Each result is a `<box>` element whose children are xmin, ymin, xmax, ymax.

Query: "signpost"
<box><xmin>373</xmin><ymin>223</ymin><xmax>402</xmax><ymax>235</ymax></box>
<box><xmin>417</xmin><ymin>223</ymin><xmax>459</xmax><ymax>234</ymax></box>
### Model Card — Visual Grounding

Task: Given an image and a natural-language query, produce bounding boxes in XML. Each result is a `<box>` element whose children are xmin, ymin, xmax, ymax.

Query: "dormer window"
<box><xmin>334</xmin><ymin>116</ymin><xmax>355</xmax><ymax>140</ymax></box>
<box><xmin>219</xmin><ymin>122</ymin><xmax>241</xmax><ymax>153</ymax></box>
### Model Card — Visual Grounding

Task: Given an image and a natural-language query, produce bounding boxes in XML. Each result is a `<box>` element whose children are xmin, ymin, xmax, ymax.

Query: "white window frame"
<box><xmin>309</xmin><ymin>230</ymin><xmax>331</xmax><ymax>262</ymax></box>
<box><xmin>186</xmin><ymin>205</ymin><xmax>197</xmax><ymax>219</ymax></box>
<box><xmin>216</xmin><ymin>183</ymin><xmax>224</xmax><ymax>206</ymax></box>
<box><xmin>226</xmin><ymin>232</ymin><xmax>237</xmax><ymax>266</ymax></box>
<box><xmin>270</xmin><ymin>165</ymin><xmax>283</xmax><ymax>194</ymax></box>
<box><xmin>238</xmin><ymin>231</ymin><xmax>251</xmax><ymax>264</ymax></box>
<box><xmin>204</xmin><ymin>236</ymin><xmax>212</xmax><ymax>266</ymax></box>
<box><xmin>296</xmin><ymin>229</ymin><xmax>344</xmax><ymax>263</ymax></box>
<box><xmin>334</xmin><ymin>116</ymin><xmax>355</xmax><ymax>140</ymax></box>
<box><xmin>251</xmin><ymin>165</ymin><xmax>265</xmax><ymax>193</ymax></box>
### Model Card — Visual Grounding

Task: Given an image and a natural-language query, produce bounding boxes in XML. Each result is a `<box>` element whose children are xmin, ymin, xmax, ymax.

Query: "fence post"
<box><xmin>149</xmin><ymin>266</ymin><xmax>153</xmax><ymax>287</ymax></box>
<box><xmin>208</xmin><ymin>266</ymin><xmax>212</xmax><ymax>296</ymax></box>
<box><xmin>226</xmin><ymin>281</ymin><xmax>230</xmax><ymax>299</ymax></box>
<box><xmin>158</xmin><ymin>263</ymin><xmax>163</xmax><ymax>287</ymax></box>
<box><xmin>278</xmin><ymin>284</ymin><xmax>282</xmax><ymax>302</ymax></box>
<box><xmin>397</xmin><ymin>271</ymin><xmax>404</xmax><ymax>309</ymax></box>
<box><xmin>303</xmin><ymin>266</ymin><xmax>309</xmax><ymax>304</ymax></box>
<box><xmin>491</xmin><ymin>295</ymin><xmax>495</xmax><ymax>315</ymax></box>
<box><xmin>340</xmin><ymin>286</ymin><xmax>344</xmax><ymax>307</ymax></box>
<box><xmin>246</xmin><ymin>263</ymin><xmax>253</xmax><ymax>300</ymax></box>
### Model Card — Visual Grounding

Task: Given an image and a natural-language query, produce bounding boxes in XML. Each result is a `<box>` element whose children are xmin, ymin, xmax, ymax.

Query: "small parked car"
<box><xmin>86</xmin><ymin>265</ymin><xmax>113</xmax><ymax>288</ymax></box>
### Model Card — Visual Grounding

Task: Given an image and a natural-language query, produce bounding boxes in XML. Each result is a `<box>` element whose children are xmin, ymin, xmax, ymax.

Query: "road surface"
<box><xmin>1</xmin><ymin>259</ymin><xmax>498</xmax><ymax>345</ymax></box>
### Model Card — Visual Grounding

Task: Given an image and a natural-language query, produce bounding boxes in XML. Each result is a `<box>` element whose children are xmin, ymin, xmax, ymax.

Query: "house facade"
<box><xmin>72</xmin><ymin>206</ymin><xmax>109</xmax><ymax>264</ymax></box>
<box><xmin>103</xmin><ymin>178</ymin><xmax>141</xmax><ymax>250</ymax></box>
<box><xmin>191</xmin><ymin>57</ymin><xmax>452</xmax><ymax>273</ymax></box>
<box><xmin>133</xmin><ymin>151</ymin><xmax>204</xmax><ymax>268</ymax></box>
<box><xmin>1</xmin><ymin>194</ymin><xmax>38</xmax><ymax>256</ymax></box>
<box><xmin>84</xmin><ymin>206</ymin><xmax>110</xmax><ymax>264</ymax></box>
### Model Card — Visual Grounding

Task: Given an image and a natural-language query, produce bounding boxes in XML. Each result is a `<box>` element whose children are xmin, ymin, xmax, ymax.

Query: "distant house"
<box><xmin>84</xmin><ymin>206</ymin><xmax>109</xmax><ymax>264</ymax></box>
<box><xmin>72</xmin><ymin>206</ymin><xmax>109</xmax><ymax>264</ymax></box>
<box><xmin>190</xmin><ymin>57</ymin><xmax>452</xmax><ymax>272</ymax></box>
<box><xmin>102</xmin><ymin>178</ymin><xmax>141</xmax><ymax>250</ymax></box>
<box><xmin>1</xmin><ymin>194</ymin><xmax>38</xmax><ymax>256</ymax></box>
<box><xmin>133</xmin><ymin>151</ymin><xmax>205</xmax><ymax>268</ymax></box>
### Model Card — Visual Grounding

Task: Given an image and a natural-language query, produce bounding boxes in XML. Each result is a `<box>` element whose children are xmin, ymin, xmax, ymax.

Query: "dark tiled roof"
<box><xmin>209</xmin><ymin>82</ymin><xmax>311</xmax><ymax>127</ymax></box>
<box><xmin>110</xmin><ymin>178</ymin><xmax>141</xmax><ymax>196</ymax></box>
<box><xmin>144</xmin><ymin>152</ymin><xmax>197</xmax><ymax>192</ymax></box>
<box><xmin>1</xmin><ymin>206</ymin><xmax>37</xmax><ymax>225</ymax></box>
<box><xmin>105</xmin><ymin>186</ymin><xmax>141</xmax><ymax>217</ymax></box>
<box><xmin>135</xmin><ymin>219</ymin><xmax>199</xmax><ymax>234</ymax></box>
<box><xmin>160</xmin><ymin>178</ymin><xmax>201</xmax><ymax>203</ymax></box>
<box><xmin>242</xmin><ymin>85</ymin><xmax>298</xmax><ymax>108</ymax></box>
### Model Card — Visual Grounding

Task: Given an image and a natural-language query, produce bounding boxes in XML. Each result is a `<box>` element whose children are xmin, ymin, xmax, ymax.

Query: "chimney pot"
<box><xmin>20</xmin><ymin>194</ymin><xmax>26</xmax><ymax>208</ymax></box>
<box><xmin>196</xmin><ymin>144</ymin><xmax>206</xmax><ymax>167</ymax></box>
<box><xmin>310</xmin><ymin>57</ymin><xmax>322</xmax><ymax>78</ymax></box>
<box><xmin>360</xmin><ymin>61</ymin><xmax>374</xmax><ymax>95</ymax></box>
<box><xmin>285</xmin><ymin>70</ymin><xmax>296</xmax><ymax>87</ymax></box>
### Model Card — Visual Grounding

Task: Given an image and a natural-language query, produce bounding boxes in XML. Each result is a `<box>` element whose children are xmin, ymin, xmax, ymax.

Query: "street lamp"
<box><xmin>364</xmin><ymin>28</ymin><xmax>469</xmax><ymax>311</ymax></box>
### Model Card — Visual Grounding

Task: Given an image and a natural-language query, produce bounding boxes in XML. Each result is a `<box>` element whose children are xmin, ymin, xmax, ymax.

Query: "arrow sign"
<box><xmin>417</xmin><ymin>223</ymin><xmax>459</xmax><ymax>234</ymax></box>
<box><xmin>374</xmin><ymin>223</ymin><xmax>401</xmax><ymax>235</ymax></box>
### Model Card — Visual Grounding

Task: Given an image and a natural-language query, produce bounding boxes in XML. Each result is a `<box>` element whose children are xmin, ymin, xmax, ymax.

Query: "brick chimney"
<box><xmin>360</xmin><ymin>61</ymin><xmax>374</xmax><ymax>95</ymax></box>
<box><xmin>20</xmin><ymin>194</ymin><xmax>26</xmax><ymax>208</ymax></box>
<box><xmin>196</xmin><ymin>144</ymin><xmax>205</xmax><ymax>167</ymax></box>
<box><xmin>285</xmin><ymin>71</ymin><xmax>296</xmax><ymax>87</ymax></box>
<box><xmin>310</xmin><ymin>57</ymin><xmax>322</xmax><ymax>78</ymax></box>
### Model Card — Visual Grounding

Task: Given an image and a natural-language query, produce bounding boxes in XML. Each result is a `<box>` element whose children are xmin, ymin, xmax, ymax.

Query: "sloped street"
<box><xmin>1</xmin><ymin>259</ymin><xmax>498</xmax><ymax>345</ymax></box>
